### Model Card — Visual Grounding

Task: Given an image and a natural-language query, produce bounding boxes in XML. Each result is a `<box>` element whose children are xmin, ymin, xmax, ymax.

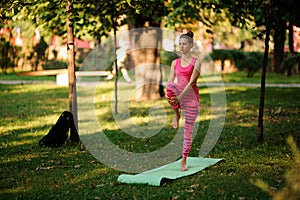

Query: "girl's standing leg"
<box><xmin>181</xmin><ymin>102</ymin><xmax>199</xmax><ymax>171</ymax></box>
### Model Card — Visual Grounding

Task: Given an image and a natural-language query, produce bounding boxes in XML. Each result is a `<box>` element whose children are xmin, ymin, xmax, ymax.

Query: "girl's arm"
<box><xmin>166</xmin><ymin>60</ymin><xmax>177</xmax><ymax>104</ymax></box>
<box><xmin>167</xmin><ymin>60</ymin><xmax>176</xmax><ymax>83</ymax></box>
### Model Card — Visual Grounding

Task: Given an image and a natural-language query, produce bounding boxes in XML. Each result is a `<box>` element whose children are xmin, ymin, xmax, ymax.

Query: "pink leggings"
<box><xmin>166</xmin><ymin>83</ymin><xmax>199</xmax><ymax>158</ymax></box>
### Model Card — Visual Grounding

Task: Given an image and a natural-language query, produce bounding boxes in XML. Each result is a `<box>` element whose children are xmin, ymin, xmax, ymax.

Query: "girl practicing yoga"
<box><xmin>166</xmin><ymin>31</ymin><xmax>201</xmax><ymax>171</ymax></box>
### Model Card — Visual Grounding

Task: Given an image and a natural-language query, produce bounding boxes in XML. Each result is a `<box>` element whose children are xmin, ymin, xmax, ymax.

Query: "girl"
<box><xmin>166</xmin><ymin>31</ymin><xmax>201</xmax><ymax>171</ymax></box>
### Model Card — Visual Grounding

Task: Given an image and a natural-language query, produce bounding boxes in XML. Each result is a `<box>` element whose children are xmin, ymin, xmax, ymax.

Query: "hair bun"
<box><xmin>186</xmin><ymin>31</ymin><xmax>194</xmax><ymax>38</ymax></box>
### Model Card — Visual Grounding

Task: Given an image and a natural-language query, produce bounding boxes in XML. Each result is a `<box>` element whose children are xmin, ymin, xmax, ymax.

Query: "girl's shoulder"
<box><xmin>170</xmin><ymin>59</ymin><xmax>177</xmax><ymax>69</ymax></box>
<box><xmin>193</xmin><ymin>57</ymin><xmax>201</xmax><ymax>70</ymax></box>
<box><xmin>171</xmin><ymin>58</ymin><xmax>181</xmax><ymax>66</ymax></box>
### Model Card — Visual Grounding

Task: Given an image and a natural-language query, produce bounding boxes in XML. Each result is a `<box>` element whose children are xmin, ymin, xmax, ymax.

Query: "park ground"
<box><xmin>0</xmin><ymin>72</ymin><xmax>300</xmax><ymax>199</ymax></box>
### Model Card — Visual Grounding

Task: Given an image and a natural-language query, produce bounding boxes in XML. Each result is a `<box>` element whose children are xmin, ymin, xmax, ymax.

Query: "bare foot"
<box><xmin>172</xmin><ymin>115</ymin><xmax>180</xmax><ymax>129</ymax></box>
<box><xmin>181</xmin><ymin>158</ymin><xmax>188</xmax><ymax>171</ymax></box>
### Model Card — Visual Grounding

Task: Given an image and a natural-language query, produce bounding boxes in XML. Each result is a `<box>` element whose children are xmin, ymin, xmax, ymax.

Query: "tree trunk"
<box><xmin>258</xmin><ymin>25</ymin><xmax>271</xmax><ymax>142</ymax></box>
<box><xmin>273</xmin><ymin>21</ymin><xmax>286</xmax><ymax>73</ymax></box>
<box><xmin>288</xmin><ymin>22</ymin><xmax>295</xmax><ymax>54</ymax></box>
<box><xmin>129</xmin><ymin>26</ymin><xmax>164</xmax><ymax>101</ymax></box>
<box><xmin>113</xmin><ymin>16</ymin><xmax>118</xmax><ymax>114</ymax></box>
<box><xmin>66</xmin><ymin>0</ymin><xmax>78</xmax><ymax>129</ymax></box>
<box><xmin>110</xmin><ymin>1</ymin><xmax>118</xmax><ymax>114</ymax></box>
<box><xmin>287</xmin><ymin>23</ymin><xmax>295</xmax><ymax>77</ymax></box>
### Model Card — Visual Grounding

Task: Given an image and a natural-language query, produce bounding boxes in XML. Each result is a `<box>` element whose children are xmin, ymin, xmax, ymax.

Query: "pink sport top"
<box><xmin>175</xmin><ymin>57</ymin><xmax>199</xmax><ymax>100</ymax></box>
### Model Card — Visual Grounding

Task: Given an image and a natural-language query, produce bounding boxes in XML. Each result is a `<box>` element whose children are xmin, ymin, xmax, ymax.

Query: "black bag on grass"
<box><xmin>39</xmin><ymin>111</ymin><xmax>79</xmax><ymax>147</ymax></box>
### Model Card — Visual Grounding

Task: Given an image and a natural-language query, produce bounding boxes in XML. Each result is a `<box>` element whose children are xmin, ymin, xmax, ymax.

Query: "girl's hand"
<box><xmin>167</xmin><ymin>97</ymin><xmax>179</xmax><ymax>106</ymax></box>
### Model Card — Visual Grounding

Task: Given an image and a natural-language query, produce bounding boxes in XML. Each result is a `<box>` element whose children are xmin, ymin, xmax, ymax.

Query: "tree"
<box><xmin>0</xmin><ymin>1</ymin><xmax>25</xmax><ymax>24</ymax></box>
<box><xmin>110</xmin><ymin>0</ymin><xmax>239</xmax><ymax>100</ymax></box>
<box><xmin>66</xmin><ymin>0</ymin><xmax>77</xmax><ymax>128</ymax></box>
<box><xmin>12</xmin><ymin>0</ymin><xmax>81</xmax><ymax>126</ymax></box>
<box><xmin>287</xmin><ymin>0</ymin><xmax>300</xmax><ymax>54</ymax></box>
<box><xmin>198</xmin><ymin>0</ymin><xmax>266</xmax><ymax>142</ymax></box>
<box><xmin>0</xmin><ymin>0</ymin><xmax>25</xmax><ymax>73</ymax></box>
<box><xmin>257</xmin><ymin>25</ymin><xmax>271</xmax><ymax>142</ymax></box>
<box><xmin>10</xmin><ymin>0</ymin><xmax>123</xmax><ymax>124</ymax></box>
<box><xmin>228</xmin><ymin>0</ymin><xmax>300</xmax><ymax>141</ymax></box>
<box><xmin>125</xmin><ymin>1</ymin><xmax>166</xmax><ymax>100</ymax></box>
<box><xmin>33</xmin><ymin>36</ymin><xmax>48</xmax><ymax>71</ymax></box>
<box><xmin>217</xmin><ymin>0</ymin><xmax>300</xmax><ymax>141</ymax></box>
<box><xmin>9</xmin><ymin>0</ymin><xmax>233</xmax><ymax>102</ymax></box>
<box><xmin>253</xmin><ymin>0</ymin><xmax>300</xmax><ymax>141</ymax></box>
<box><xmin>272</xmin><ymin>0</ymin><xmax>300</xmax><ymax>74</ymax></box>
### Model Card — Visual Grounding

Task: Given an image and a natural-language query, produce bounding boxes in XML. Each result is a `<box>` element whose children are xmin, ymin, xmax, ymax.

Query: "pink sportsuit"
<box><xmin>166</xmin><ymin>57</ymin><xmax>200</xmax><ymax>158</ymax></box>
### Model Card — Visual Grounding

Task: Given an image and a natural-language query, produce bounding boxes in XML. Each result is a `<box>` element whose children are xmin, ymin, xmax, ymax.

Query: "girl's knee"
<box><xmin>166</xmin><ymin>83</ymin><xmax>178</xmax><ymax>97</ymax></box>
<box><xmin>166</xmin><ymin>82</ymin><xmax>178</xmax><ymax>90</ymax></box>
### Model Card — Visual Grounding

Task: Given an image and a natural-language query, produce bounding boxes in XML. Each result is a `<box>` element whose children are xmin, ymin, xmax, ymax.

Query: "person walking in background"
<box><xmin>166</xmin><ymin>31</ymin><xmax>201</xmax><ymax>171</ymax></box>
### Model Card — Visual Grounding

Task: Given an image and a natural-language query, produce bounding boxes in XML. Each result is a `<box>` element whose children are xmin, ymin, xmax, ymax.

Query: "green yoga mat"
<box><xmin>117</xmin><ymin>157</ymin><xmax>223</xmax><ymax>186</ymax></box>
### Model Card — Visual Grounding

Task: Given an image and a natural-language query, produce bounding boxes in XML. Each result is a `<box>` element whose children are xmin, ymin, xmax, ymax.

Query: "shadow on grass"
<box><xmin>1</xmin><ymin>84</ymin><xmax>299</xmax><ymax>199</ymax></box>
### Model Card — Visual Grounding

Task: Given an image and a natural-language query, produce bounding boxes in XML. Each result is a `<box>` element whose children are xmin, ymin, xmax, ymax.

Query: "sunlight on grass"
<box><xmin>67</xmin><ymin>167</ymin><xmax>112</xmax><ymax>184</ymax></box>
<box><xmin>1</xmin><ymin>151</ymin><xmax>40</xmax><ymax>164</ymax></box>
<box><xmin>238</xmin><ymin>122</ymin><xmax>256</xmax><ymax>127</ymax></box>
<box><xmin>0</xmin><ymin>82</ymin><xmax>299</xmax><ymax>199</ymax></box>
<box><xmin>94</xmin><ymin>83</ymin><xmax>174</xmax><ymax>131</ymax></box>
<box><xmin>0</xmin><ymin>114</ymin><xmax>62</xmax><ymax>135</ymax></box>
<box><xmin>1</xmin><ymin>187</ymin><xmax>33</xmax><ymax>197</ymax></box>
<box><xmin>226</xmin><ymin>86</ymin><xmax>249</xmax><ymax>92</ymax></box>
<box><xmin>198</xmin><ymin>74</ymin><xmax>223</xmax><ymax>83</ymax></box>
<box><xmin>4</xmin><ymin>139</ymin><xmax>35</xmax><ymax>148</ymax></box>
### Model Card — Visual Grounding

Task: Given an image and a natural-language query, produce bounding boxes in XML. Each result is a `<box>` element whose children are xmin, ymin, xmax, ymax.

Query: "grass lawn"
<box><xmin>0</xmin><ymin>72</ymin><xmax>56</xmax><ymax>81</ymax></box>
<box><xmin>0</xmin><ymin>72</ymin><xmax>299</xmax><ymax>199</ymax></box>
<box><xmin>221</xmin><ymin>72</ymin><xmax>300</xmax><ymax>84</ymax></box>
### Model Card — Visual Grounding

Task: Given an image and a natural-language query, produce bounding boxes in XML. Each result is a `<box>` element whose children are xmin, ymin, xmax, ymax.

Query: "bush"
<box><xmin>0</xmin><ymin>38</ymin><xmax>21</xmax><ymax>73</ymax></box>
<box><xmin>210</xmin><ymin>49</ymin><xmax>233</xmax><ymax>61</ymax></box>
<box><xmin>210</xmin><ymin>49</ymin><xmax>263</xmax><ymax>77</ymax></box>
<box><xmin>160</xmin><ymin>50</ymin><xmax>179</xmax><ymax>66</ymax></box>
<box><xmin>210</xmin><ymin>50</ymin><xmax>234</xmax><ymax>71</ymax></box>
<box><xmin>42</xmin><ymin>60</ymin><xmax>67</xmax><ymax>70</ymax></box>
<box><xmin>236</xmin><ymin>52</ymin><xmax>263</xmax><ymax>77</ymax></box>
<box><xmin>282</xmin><ymin>54</ymin><xmax>299</xmax><ymax>77</ymax></box>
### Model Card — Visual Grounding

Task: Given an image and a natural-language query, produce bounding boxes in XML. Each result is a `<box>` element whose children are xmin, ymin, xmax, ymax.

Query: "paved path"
<box><xmin>1</xmin><ymin>80</ymin><xmax>300</xmax><ymax>88</ymax></box>
<box><xmin>198</xmin><ymin>83</ymin><xmax>300</xmax><ymax>88</ymax></box>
